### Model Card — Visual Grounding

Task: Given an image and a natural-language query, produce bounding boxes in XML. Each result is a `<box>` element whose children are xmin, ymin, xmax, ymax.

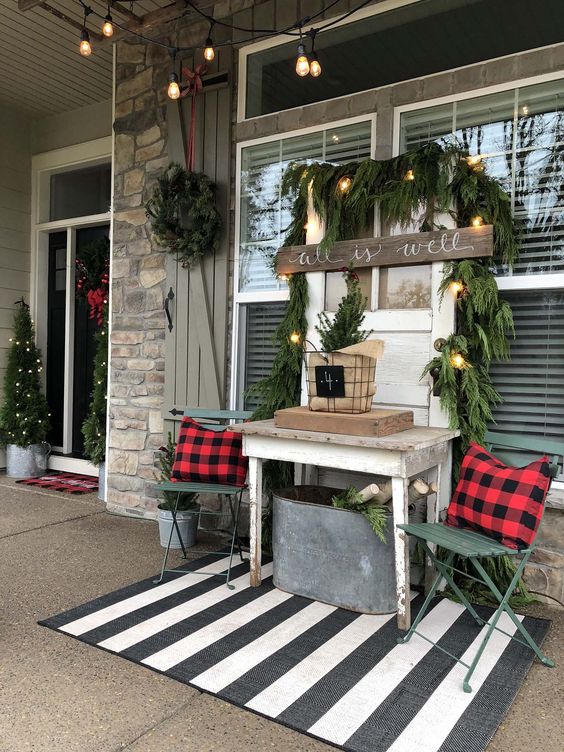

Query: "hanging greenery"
<box><xmin>281</xmin><ymin>142</ymin><xmax>519</xmax><ymax>455</ymax></box>
<box><xmin>81</xmin><ymin>308</ymin><xmax>108</xmax><ymax>466</ymax></box>
<box><xmin>0</xmin><ymin>300</ymin><xmax>50</xmax><ymax>447</ymax></box>
<box><xmin>146</xmin><ymin>163</ymin><xmax>221</xmax><ymax>268</ymax></box>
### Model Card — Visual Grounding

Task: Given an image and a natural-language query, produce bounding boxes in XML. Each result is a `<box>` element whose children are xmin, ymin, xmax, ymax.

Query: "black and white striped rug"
<box><xmin>39</xmin><ymin>553</ymin><xmax>549</xmax><ymax>752</ymax></box>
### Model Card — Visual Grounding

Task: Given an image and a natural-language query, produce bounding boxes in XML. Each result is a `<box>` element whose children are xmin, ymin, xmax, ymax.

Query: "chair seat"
<box><xmin>397</xmin><ymin>522</ymin><xmax>528</xmax><ymax>558</ymax></box>
<box><xmin>155</xmin><ymin>481</ymin><xmax>246</xmax><ymax>496</ymax></box>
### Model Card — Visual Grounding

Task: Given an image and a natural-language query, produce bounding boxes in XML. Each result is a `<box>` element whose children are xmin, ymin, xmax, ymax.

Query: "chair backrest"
<box><xmin>485</xmin><ymin>430</ymin><xmax>564</xmax><ymax>482</ymax></box>
<box><xmin>169</xmin><ymin>406</ymin><xmax>253</xmax><ymax>432</ymax></box>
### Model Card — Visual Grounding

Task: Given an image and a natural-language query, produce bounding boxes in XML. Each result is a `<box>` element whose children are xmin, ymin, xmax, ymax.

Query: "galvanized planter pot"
<box><xmin>157</xmin><ymin>508</ymin><xmax>198</xmax><ymax>549</ymax></box>
<box><xmin>272</xmin><ymin>486</ymin><xmax>396</xmax><ymax>614</ymax></box>
<box><xmin>6</xmin><ymin>443</ymin><xmax>50</xmax><ymax>478</ymax></box>
<box><xmin>97</xmin><ymin>462</ymin><xmax>105</xmax><ymax>501</ymax></box>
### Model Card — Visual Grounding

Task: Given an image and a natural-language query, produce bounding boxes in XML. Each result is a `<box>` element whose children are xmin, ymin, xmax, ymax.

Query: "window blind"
<box><xmin>241</xmin><ymin>302</ymin><xmax>287</xmax><ymax>410</ymax></box>
<box><xmin>490</xmin><ymin>290</ymin><xmax>564</xmax><ymax>442</ymax></box>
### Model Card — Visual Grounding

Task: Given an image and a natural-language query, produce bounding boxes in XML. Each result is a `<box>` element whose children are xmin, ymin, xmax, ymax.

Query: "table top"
<box><xmin>239</xmin><ymin>419</ymin><xmax>459</xmax><ymax>452</ymax></box>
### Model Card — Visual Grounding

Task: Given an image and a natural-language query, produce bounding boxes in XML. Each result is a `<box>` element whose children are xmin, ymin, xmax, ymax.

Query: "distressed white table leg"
<box><xmin>248</xmin><ymin>456</ymin><xmax>263</xmax><ymax>587</ymax></box>
<box><xmin>425</xmin><ymin>464</ymin><xmax>442</xmax><ymax>593</ymax></box>
<box><xmin>294</xmin><ymin>463</ymin><xmax>306</xmax><ymax>485</ymax></box>
<box><xmin>391</xmin><ymin>475</ymin><xmax>411</xmax><ymax>630</ymax></box>
<box><xmin>303</xmin><ymin>464</ymin><xmax>318</xmax><ymax>485</ymax></box>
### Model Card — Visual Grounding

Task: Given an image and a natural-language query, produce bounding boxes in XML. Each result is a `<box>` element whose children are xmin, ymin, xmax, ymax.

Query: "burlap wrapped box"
<box><xmin>306</xmin><ymin>340</ymin><xmax>384</xmax><ymax>414</ymax></box>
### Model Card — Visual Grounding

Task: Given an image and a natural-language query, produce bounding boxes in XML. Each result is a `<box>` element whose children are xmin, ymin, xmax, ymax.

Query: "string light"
<box><xmin>338</xmin><ymin>176</ymin><xmax>352</xmax><ymax>193</ymax></box>
<box><xmin>466</xmin><ymin>154</ymin><xmax>483</xmax><ymax>170</ymax></box>
<box><xmin>102</xmin><ymin>7</ymin><xmax>114</xmax><ymax>38</ymax></box>
<box><xmin>80</xmin><ymin>29</ymin><xmax>92</xmax><ymax>56</ymax></box>
<box><xmin>471</xmin><ymin>215</ymin><xmax>484</xmax><ymax>227</ymax></box>
<box><xmin>450</xmin><ymin>280</ymin><xmax>465</xmax><ymax>296</ymax></box>
<box><xmin>295</xmin><ymin>40</ymin><xmax>309</xmax><ymax>77</ymax></box>
<box><xmin>203</xmin><ymin>23</ymin><xmax>215</xmax><ymax>61</ymax></box>
<box><xmin>309</xmin><ymin>29</ymin><xmax>321</xmax><ymax>77</ymax></box>
<box><xmin>404</xmin><ymin>169</ymin><xmax>415</xmax><ymax>181</ymax></box>
<box><xmin>167</xmin><ymin>49</ymin><xmax>181</xmax><ymax>100</ymax></box>
<box><xmin>290</xmin><ymin>331</ymin><xmax>301</xmax><ymax>345</ymax></box>
<box><xmin>450</xmin><ymin>352</ymin><xmax>466</xmax><ymax>369</ymax></box>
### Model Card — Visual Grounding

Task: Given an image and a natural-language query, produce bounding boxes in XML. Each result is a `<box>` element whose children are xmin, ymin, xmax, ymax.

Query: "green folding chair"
<box><xmin>154</xmin><ymin>407</ymin><xmax>253</xmax><ymax>590</ymax></box>
<box><xmin>397</xmin><ymin>431</ymin><xmax>563</xmax><ymax>693</ymax></box>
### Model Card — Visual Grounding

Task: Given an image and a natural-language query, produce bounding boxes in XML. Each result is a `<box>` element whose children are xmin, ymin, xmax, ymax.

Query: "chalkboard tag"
<box><xmin>315</xmin><ymin>365</ymin><xmax>345</xmax><ymax>397</ymax></box>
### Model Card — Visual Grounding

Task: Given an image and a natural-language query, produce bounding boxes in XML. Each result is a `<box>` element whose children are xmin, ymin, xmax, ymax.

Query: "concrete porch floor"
<box><xmin>0</xmin><ymin>478</ymin><xmax>562</xmax><ymax>752</ymax></box>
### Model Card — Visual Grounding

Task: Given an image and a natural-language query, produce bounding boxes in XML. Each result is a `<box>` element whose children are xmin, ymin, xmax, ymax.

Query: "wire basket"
<box><xmin>305</xmin><ymin>350</ymin><xmax>377</xmax><ymax>414</ymax></box>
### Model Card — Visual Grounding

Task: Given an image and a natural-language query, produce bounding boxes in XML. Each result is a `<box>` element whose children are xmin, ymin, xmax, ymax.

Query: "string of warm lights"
<box><xmin>73</xmin><ymin>0</ymin><xmax>373</xmax><ymax>95</ymax></box>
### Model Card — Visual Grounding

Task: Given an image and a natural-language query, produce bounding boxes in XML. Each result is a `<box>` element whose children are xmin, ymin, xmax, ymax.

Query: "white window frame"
<box><xmin>31</xmin><ymin>136</ymin><xmax>112</xmax><ymax>469</ymax></box>
<box><xmin>237</xmin><ymin>0</ymin><xmax>422</xmax><ymax>123</ymax></box>
<box><xmin>393</xmin><ymin>71</ymin><xmax>564</xmax><ymax>493</ymax></box>
<box><xmin>230</xmin><ymin>113</ymin><xmax>377</xmax><ymax>410</ymax></box>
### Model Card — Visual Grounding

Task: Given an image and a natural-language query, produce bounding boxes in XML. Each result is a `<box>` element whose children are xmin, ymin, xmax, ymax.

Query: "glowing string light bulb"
<box><xmin>338</xmin><ymin>176</ymin><xmax>352</xmax><ymax>193</ymax></box>
<box><xmin>102</xmin><ymin>14</ymin><xmax>114</xmax><ymax>38</ymax></box>
<box><xmin>295</xmin><ymin>41</ymin><xmax>309</xmax><ymax>77</ymax></box>
<box><xmin>404</xmin><ymin>169</ymin><xmax>415</xmax><ymax>181</ymax></box>
<box><xmin>450</xmin><ymin>280</ymin><xmax>465</xmax><ymax>296</ymax></box>
<box><xmin>168</xmin><ymin>72</ymin><xmax>180</xmax><ymax>100</ymax></box>
<box><xmin>203</xmin><ymin>36</ymin><xmax>215</xmax><ymax>62</ymax></box>
<box><xmin>79</xmin><ymin>29</ymin><xmax>92</xmax><ymax>57</ymax></box>
<box><xmin>471</xmin><ymin>215</ymin><xmax>484</xmax><ymax>227</ymax></box>
<box><xmin>290</xmin><ymin>331</ymin><xmax>302</xmax><ymax>345</ymax></box>
<box><xmin>450</xmin><ymin>352</ymin><xmax>466</xmax><ymax>369</ymax></box>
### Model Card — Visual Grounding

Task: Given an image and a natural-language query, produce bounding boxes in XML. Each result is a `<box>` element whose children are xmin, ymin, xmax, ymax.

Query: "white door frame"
<box><xmin>31</xmin><ymin>136</ymin><xmax>111</xmax><ymax>474</ymax></box>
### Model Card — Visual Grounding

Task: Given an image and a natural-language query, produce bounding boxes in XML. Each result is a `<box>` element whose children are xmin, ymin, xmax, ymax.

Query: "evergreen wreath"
<box><xmin>75</xmin><ymin>237</ymin><xmax>110</xmax><ymax>326</ymax></box>
<box><xmin>0</xmin><ymin>300</ymin><xmax>50</xmax><ymax>447</ymax></box>
<box><xmin>146</xmin><ymin>163</ymin><xmax>221</xmax><ymax>267</ymax></box>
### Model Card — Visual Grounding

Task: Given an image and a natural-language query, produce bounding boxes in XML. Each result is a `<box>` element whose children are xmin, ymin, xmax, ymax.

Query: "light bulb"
<box><xmin>167</xmin><ymin>72</ymin><xmax>180</xmax><ymax>100</ymax></box>
<box><xmin>404</xmin><ymin>169</ymin><xmax>415</xmax><ymax>181</ymax></box>
<box><xmin>450</xmin><ymin>280</ymin><xmax>464</xmax><ymax>295</ymax></box>
<box><xmin>290</xmin><ymin>331</ymin><xmax>301</xmax><ymax>345</ymax></box>
<box><xmin>450</xmin><ymin>352</ymin><xmax>466</xmax><ymax>369</ymax></box>
<box><xmin>466</xmin><ymin>154</ymin><xmax>482</xmax><ymax>169</ymax></box>
<box><xmin>310</xmin><ymin>57</ymin><xmax>322</xmax><ymax>77</ymax></box>
<box><xmin>102</xmin><ymin>15</ymin><xmax>113</xmax><ymax>38</ymax></box>
<box><xmin>471</xmin><ymin>215</ymin><xmax>483</xmax><ymax>227</ymax></box>
<box><xmin>79</xmin><ymin>29</ymin><xmax>92</xmax><ymax>57</ymax></box>
<box><xmin>296</xmin><ymin>43</ymin><xmax>309</xmax><ymax>76</ymax></box>
<box><xmin>338</xmin><ymin>176</ymin><xmax>351</xmax><ymax>193</ymax></box>
<box><xmin>521</xmin><ymin>105</ymin><xmax>529</xmax><ymax>116</ymax></box>
<box><xmin>203</xmin><ymin>37</ymin><xmax>215</xmax><ymax>62</ymax></box>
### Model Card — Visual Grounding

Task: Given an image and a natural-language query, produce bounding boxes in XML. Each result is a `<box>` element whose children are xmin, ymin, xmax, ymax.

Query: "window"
<box><xmin>243</xmin><ymin>0</ymin><xmax>563</xmax><ymax>119</ymax></box>
<box><xmin>399</xmin><ymin>77</ymin><xmax>564</xmax><ymax>453</ymax></box>
<box><xmin>235</xmin><ymin>119</ymin><xmax>373</xmax><ymax>408</ymax></box>
<box><xmin>49</xmin><ymin>163</ymin><xmax>111</xmax><ymax>221</ymax></box>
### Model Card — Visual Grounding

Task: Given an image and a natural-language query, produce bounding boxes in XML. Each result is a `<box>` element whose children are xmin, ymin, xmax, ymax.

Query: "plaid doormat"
<box><xmin>39</xmin><ymin>554</ymin><xmax>551</xmax><ymax>752</ymax></box>
<box><xmin>16</xmin><ymin>471</ymin><xmax>98</xmax><ymax>494</ymax></box>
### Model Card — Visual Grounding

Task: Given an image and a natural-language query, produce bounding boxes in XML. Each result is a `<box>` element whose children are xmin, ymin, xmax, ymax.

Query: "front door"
<box><xmin>45</xmin><ymin>224</ymin><xmax>109</xmax><ymax>458</ymax></box>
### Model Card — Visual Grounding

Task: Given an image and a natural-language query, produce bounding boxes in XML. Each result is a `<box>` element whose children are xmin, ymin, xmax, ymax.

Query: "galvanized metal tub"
<box><xmin>272</xmin><ymin>486</ymin><xmax>396</xmax><ymax>614</ymax></box>
<box><xmin>6</xmin><ymin>443</ymin><xmax>50</xmax><ymax>478</ymax></box>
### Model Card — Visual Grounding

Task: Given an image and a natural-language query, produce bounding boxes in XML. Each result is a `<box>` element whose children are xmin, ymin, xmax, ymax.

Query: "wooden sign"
<box><xmin>276</xmin><ymin>225</ymin><xmax>493</xmax><ymax>274</ymax></box>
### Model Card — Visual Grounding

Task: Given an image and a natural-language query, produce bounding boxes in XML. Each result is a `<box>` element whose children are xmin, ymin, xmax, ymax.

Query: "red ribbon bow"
<box><xmin>180</xmin><ymin>64</ymin><xmax>207</xmax><ymax>172</ymax></box>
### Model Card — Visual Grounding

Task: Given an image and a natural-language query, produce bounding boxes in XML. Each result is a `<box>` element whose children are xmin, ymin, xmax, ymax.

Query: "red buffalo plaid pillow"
<box><xmin>446</xmin><ymin>443</ymin><xmax>551</xmax><ymax>549</ymax></box>
<box><xmin>171</xmin><ymin>417</ymin><xmax>248</xmax><ymax>487</ymax></box>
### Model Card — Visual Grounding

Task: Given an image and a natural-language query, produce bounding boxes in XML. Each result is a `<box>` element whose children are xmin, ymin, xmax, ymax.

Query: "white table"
<box><xmin>239</xmin><ymin>420</ymin><xmax>458</xmax><ymax>629</ymax></box>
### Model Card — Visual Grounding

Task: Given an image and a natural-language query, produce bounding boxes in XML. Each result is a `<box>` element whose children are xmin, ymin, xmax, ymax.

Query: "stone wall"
<box><xmin>107</xmin><ymin>39</ymin><xmax>170</xmax><ymax>515</ymax></box>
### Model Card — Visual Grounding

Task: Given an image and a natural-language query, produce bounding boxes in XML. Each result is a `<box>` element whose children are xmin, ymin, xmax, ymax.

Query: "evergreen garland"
<box><xmin>81</xmin><ymin>309</ymin><xmax>108</xmax><ymax>466</ymax></box>
<box><xmin>331</xmin><ymin>486</ymin><xmax>389</xmax><ymax>543</ymax></box>
<box><xmin>316</xmin><ymin>268</ymin><xmax>369</xmax><ymax>351</ymax></box>
<box><xmin>281</xmin><ymin>142</ymin><xmax>519</xmax><ymax>453</ymax></box>
<box><xmin>0</xmin><ymin>300</ymin><xmax>50</xmax><ymax>447</ymax></box>
<box><xmin>146</xmin><ymin>163</ymin><xmax>221</xmax><ymax>268</ymax></box>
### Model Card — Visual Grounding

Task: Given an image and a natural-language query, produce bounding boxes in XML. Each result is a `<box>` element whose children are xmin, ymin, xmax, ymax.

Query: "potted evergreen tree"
<box><xmin>0</xmin><ymin>299</ymin><xmax>51</xmax><ymax>477</ymax></box>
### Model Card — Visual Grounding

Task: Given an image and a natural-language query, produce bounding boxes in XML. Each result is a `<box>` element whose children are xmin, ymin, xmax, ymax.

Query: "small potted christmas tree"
<box><xmin>0</xmin><ymin>299</ymin><xmax>51</xmax><ymax>477</ymax></box>
<box><xmin>307</xmin><ymin>268</ymin><xmax>383</xmax><ymax>413</ymax></box>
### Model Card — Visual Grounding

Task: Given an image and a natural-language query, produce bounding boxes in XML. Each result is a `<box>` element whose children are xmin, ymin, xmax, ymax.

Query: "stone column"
<box><xmin>107</xmin><ymin>40</ymin><xmax>170</xmax><ymax>516</ymax></box>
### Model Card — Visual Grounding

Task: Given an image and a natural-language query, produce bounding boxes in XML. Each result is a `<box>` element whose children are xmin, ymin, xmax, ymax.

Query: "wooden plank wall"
<box><xmin>164</xmin><ymin>47</ymin><xmax>233</xmax><ymax>434</ymax></box>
